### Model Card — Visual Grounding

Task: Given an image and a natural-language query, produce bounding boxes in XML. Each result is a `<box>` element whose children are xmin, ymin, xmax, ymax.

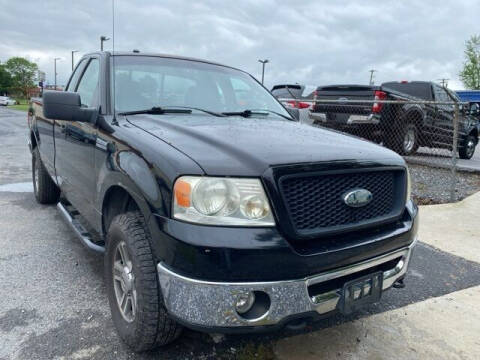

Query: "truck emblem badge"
<box><xmin>342</xmin><ymin>189</ymin><xmax>373</xmax><ymax>207</ymax></box>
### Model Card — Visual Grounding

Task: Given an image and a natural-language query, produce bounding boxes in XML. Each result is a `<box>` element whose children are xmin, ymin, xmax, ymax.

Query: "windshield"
<box><xmin>111</xmin><ymin>55</ymin><xmax>290</xmax><ymax>118</ymax></box>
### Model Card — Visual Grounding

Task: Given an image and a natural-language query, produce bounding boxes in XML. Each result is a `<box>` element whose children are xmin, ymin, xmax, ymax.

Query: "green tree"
<box><xmin>0</xmin><ymin>64</ymin><xmax>13</xmax><ymax>95</ymax></box>
<box><xmin>460</xmin><ymin>35</ymin><xmax>480</xmax><ymax>90</ymax></box>
<box><xmin>4</xmin><ymin>57</ymin><xmax>38</xmax><ymax>98</ymax></box>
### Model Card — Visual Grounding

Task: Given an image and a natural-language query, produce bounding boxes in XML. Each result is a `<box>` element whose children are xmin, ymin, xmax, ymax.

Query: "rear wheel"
<box><xmin>459</xmin><ymin>134</ymin><xmax>477</xmax><ymax>160</ymax></box>
<box><xmin>105</xmin><ymin>211</ymin><xmax>182</xmax><ymax>352</ymax></box>
<box><xmin>32</xmin><ymin>148</ymin><xmax>60</xmax><ymax>204</ymax></box>
<box><xmin>387</xmin><ymin>123</ymin><xmax>419</xmax><ymax>156</ymax></box>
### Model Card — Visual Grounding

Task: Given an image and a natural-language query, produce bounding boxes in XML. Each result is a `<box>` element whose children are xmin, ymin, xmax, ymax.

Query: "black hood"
<box><xmin>126</xmin><ymin>114</ymin><xmax>405</xmax><ymax>176</ymax></box>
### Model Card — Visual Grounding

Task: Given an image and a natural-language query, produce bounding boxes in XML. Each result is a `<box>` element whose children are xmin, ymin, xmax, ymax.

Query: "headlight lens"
<box><xmin>173</xmin><ymin>176</ymin><xmax>275</xmax><ymax>226</ymax></box>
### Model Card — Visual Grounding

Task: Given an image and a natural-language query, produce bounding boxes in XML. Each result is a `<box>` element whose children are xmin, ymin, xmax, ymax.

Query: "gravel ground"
<box><xmin>409</xmin><ymin>163</ymin><xmax>480</xmax><ymax>204</ymax></box>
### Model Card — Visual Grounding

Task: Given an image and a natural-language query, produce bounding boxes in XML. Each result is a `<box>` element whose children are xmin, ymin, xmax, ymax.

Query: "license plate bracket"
<box><xmin>338</xmin><ymin>271</ymin><xmax>383</xmax><ymax>315</ymax></box>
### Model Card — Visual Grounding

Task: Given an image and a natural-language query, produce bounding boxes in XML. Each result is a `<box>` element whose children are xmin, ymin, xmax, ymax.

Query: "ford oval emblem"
<box><xmin>342</xmin><ymin>188</ymin><xmax>373</xmax><ymax>207</ymax></box>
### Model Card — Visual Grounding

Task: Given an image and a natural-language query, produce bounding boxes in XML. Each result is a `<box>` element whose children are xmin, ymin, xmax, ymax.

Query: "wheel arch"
<box><xmin>101</xmin><ymin>185</ymin><xmax>143</xmax><ymax>235</ymax></box>
<box><xmin>404</xmin><ymin>108</ymin><xmax>424</xmax><ymax>127</ymax></box>
<box><xmin>469</xmin><ymin>127</ymin><xmax>479</xmax><ymax>139</ymax></box>
<box><xmin>30</xmin><ymin>130</ymin><xmax>37</xmax><ymax>150</ymax></box>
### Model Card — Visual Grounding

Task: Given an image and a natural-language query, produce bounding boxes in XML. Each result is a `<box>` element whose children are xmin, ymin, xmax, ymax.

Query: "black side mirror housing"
<box><xmin>43</xmin><ymin>91</ymin><xmax>96</xmax><ymax>123</ymax></box>
<box><xmin>470</xmin><ymin>103</ymin><xmax>480</xmax><ymax>116</ymax></box>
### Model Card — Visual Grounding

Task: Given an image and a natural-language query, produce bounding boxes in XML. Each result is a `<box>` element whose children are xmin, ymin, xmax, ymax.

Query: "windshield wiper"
<box><xmin>119</xmin><ymin>106</ymin><xmax>225</xmax><ymax>117</ymax></box>
<box><xmin>118</xmin><ymin>107</ymin><xmax>192</xmax><ymax>116</ymax></box>
<box><xmin>222</xmin><ymin>109</ymin><xmax>292</xmax><ymax>120</ymax></box>
<box><xmin>165</xmin><ymin>106</ymin><xmax>225</xmax><ymax>117</ymax></box>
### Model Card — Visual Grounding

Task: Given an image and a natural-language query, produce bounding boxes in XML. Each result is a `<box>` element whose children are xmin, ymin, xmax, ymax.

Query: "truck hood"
<box><xmin>126</xmin><ymin>114</ymin><xmax>404</xmax><ymax>176</ymax></box>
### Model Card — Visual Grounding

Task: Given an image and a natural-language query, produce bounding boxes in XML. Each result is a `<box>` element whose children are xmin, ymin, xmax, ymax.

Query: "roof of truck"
<box><xmin>82</xmin><ymin>51</ymin><xmax>239</xmax><ymax>71</ymax></box>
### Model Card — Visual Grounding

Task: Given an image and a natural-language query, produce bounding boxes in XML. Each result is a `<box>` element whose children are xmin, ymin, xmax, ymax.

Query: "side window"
<box><xmin>433</xmin><ymin>86</ymin><xmax>449</xmax><ymax>102</ymax></box>
<box><xmin>75</xmin><ymin>58</ymin><xmax>100</xmax><ymax>107</ymax></box>
<box><xmin>65</xmin><ymin>59</ymin><xmax>87</xmax><ymax>92</ymax></box>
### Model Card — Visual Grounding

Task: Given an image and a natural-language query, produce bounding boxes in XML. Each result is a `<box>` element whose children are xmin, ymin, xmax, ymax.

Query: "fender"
<box><xmin>94</xmin><ymin>150</ymin><xmax>162</xmax><ymax>233</ymax></box>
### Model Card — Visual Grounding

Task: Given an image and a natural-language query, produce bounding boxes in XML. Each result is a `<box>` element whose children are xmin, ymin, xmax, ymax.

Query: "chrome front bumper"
<box><xmin>157</xmin><ymin>238</ymin><xmax>417</xmax><ymax>329</ymax></box>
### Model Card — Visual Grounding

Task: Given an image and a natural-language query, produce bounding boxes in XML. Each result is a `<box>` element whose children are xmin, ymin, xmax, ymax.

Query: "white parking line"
<box><xmin>0</xmin><ymin>182</ymin><xmax>33</xmax><ymax>192</ymax></box>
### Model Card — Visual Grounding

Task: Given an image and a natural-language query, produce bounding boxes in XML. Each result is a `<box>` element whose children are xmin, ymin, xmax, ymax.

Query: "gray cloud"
<box><xmin>0</xmin><ymin>0</ymin><xmax>476</xmax><ymax>89</ymax></box>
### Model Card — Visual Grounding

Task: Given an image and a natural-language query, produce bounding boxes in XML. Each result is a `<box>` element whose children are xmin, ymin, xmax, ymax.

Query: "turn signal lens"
<box><xmin>174</xmin><ymin>180</ymin><xmax>191</xmax><ymax>208</ymax></box>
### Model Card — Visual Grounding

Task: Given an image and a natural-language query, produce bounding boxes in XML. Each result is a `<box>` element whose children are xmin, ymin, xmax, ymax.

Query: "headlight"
<box><xmin>173</xmin><ymin>176</ymin><xmax>275</xmax><ymax>226</ymax></box>
<box><xmin>406</xmin><ymin>167</ymin><xmax>412</xmax><ymax>201</ymax></box>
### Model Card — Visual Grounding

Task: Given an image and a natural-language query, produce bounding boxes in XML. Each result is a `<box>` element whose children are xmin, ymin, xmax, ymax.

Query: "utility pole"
<box><xmin>100</xmin><ymin>36</ymin><xmax>110</xmax><ymax>51</ymax></box>
<box><xmin>258</xmin><ymin>59</ymin><xmax>269</xmax><ymax>85</ymax></box>
<box><xmin>369</xmin><ymin>69</ymin><xmax>377</xmax><ymax>85</ymax></box>
<box><xmin>438</xmin><ymin>78</ymin><xmax>449</xmax><ymax>88</ymax></box>
<box><xmin>54</xmin><ymin>57</ymin><xmax>61</xmax><ymax>90</ymax></box>
<box><xmin>71</xmin><ymin>50</ymin><xmax>78</xmax><ymax>71</ymax></box>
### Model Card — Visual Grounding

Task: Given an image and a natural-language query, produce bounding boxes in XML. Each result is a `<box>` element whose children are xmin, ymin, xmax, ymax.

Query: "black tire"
<box><xmin>459</xmin><ymin>134</ymin><xmax>477</xmax><ymax>160</ymax></box>
<box><xmin>32</xmin><ymin>148</ymin><xmax>60</xmax><ymax>204</ymax></box>
<box><xmin>105</xmin><ymin>211</ymin><xmax>182</xmax><ymax>352</ymax></box>
<box><xmin>386</xmin><ymin>123</ymin><xmax>419</xmax><ymax>156</ymax></box>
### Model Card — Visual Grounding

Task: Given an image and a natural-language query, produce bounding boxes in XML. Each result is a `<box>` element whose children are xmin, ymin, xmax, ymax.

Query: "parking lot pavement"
<box><xmin>1</xmin><ymin>107</ymin><xmax>480</xmax><ymax>359</ymax></box>
<box><xmin>405</xmin><ymin>146</ymin><xmax>480</xmax><ymax>173</ymax></box>
<box><xmin>275</xmin><ymin>285</ymin><xmax>480</xmax><ymax>360</ymax></box>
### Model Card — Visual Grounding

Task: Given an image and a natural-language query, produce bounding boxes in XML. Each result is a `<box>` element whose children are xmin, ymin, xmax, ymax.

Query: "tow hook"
<box><xmin>393</xmin><ymin>278</ymin><xmax>405</xmax><ymax>289</ymax></box>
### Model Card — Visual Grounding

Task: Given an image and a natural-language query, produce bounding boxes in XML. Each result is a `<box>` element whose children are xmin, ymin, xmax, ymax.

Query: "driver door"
<box><xmin>55</xmin><ymin>57</ymin><xmax>99</xmax><ymax>224</ymax></box>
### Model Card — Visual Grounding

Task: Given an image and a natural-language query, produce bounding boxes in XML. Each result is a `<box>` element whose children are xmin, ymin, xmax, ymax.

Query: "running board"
<box><xmin>57</xmin><ymin>202</ymin><xmax>105</xmax><ymax>253</ymax></box>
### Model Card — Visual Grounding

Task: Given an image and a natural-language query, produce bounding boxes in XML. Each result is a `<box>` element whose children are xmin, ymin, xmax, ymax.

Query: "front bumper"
<box><xmin>158</xmin><ymin>237</ymin><xmax>417</xmax><ymax>330</ymax></box>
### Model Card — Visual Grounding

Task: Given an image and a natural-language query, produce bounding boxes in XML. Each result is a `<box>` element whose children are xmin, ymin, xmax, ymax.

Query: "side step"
<box><xmin>57</xmin><ymin>202</ymin><xmax>105</xmax><ymax>253</ymax></box>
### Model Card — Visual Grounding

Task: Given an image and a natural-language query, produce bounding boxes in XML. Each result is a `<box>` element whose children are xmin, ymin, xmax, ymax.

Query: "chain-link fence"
<box><xmin>279</xmin><ymin>97</ymin><xmax>480</xmax><ymax>204</ymax></box>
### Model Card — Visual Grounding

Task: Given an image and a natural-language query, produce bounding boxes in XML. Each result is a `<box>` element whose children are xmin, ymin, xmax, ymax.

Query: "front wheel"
<box><xmin>32</xmin><ymin>148</ymin><xmax>60</xmax><ymax>204</ymax></box>
<box><xmin>459</xmin><ymin>134</ymin><xmax>477</xmax><ymax>160</ymax></box>
<box><xmin>105</xmin><ymin>211</ymin><xmax>182</xmax><ymax>352</ymax></box>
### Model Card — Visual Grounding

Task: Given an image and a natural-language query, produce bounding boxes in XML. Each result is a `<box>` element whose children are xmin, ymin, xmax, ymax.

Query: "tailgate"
<box><xmin>313</xmin><ymin>85</ymin><xmax>378</xmax><ymax>124</ymax></box>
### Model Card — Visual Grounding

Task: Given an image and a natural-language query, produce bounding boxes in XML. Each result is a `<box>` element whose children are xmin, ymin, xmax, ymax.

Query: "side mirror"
<box><xmin>43</xmin><ymin>91</ymin><xmax>96</xmax><ymax>123</ymax></box>
<box><xmin>470</xmin><ymin>103</ymin><xmax>480</xmax><ymax>116</ymax></box>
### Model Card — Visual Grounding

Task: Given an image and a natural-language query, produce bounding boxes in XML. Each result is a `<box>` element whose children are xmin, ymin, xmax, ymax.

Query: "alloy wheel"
<box><xmin>403</xmin><ymin>127</ymin><xmax>416</xmax><ymax>153</ymax></box>
<box><xmin>113</xmin><ymin>241</ymin><xmax>137</xmax><ymax>323</ymax></box>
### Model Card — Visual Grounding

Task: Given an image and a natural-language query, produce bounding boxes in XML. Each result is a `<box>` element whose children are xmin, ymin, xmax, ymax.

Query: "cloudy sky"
<box><xmin>0</xmin><ymin>0</ymin><xmax>477</xmax><ymax>89</ymax></box>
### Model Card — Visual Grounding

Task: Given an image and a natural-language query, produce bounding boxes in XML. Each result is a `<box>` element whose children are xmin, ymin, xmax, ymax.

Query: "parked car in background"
<box><xmin>310</xmin><ymin>81</ymin><xmax>480</xmax><ymax>159</ymax></box>
<box><xmin>0</xmin><ymin>96</ymin><xmax>17</xmax><ymax>106</ymax></box>
<box><xmin>28</xmin><ymin>51</ymin><xmax>417</xmax><ymax>352</ymax></box>
<box><xmin>271</xmin><ymin>84</ymin><xmax>316</xmax><ymax>123</ymax></box>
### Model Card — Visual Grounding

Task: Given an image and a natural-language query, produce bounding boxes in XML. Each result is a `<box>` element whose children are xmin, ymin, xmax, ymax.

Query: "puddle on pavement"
<box><xmin>0</xmin><ymin>182</ymin><xmax>33</xmax><ymax>192</ymax></box>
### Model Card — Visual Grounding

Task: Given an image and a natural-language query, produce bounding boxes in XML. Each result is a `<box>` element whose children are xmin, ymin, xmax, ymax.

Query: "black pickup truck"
<box><xmin>310</xmin><ymin>81</ymin><xmax>480</xmax><ymax>159</ymax></box>
<box><xmin>28</xmin><ymin>51</ymin><xmax>418</xmax><ymax>352</ymax></box>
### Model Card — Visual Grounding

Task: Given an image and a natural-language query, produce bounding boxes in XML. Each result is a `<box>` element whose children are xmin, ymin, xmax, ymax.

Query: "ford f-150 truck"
<box><xmin>310</xmin><ymin>81</ymin><xmax>480</xmax><ymax>159</ymax></box>
<box><xmin>28</xmin><ymin>51</ymin><xmax>418</xmax><ymax>352</ymax></box>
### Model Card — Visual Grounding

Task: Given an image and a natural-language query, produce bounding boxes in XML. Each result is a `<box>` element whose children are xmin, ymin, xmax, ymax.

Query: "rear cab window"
<box><xmin>381</xmin><ymin>82</ymin><xmax>432</xmax><ymax>100</ymax></box>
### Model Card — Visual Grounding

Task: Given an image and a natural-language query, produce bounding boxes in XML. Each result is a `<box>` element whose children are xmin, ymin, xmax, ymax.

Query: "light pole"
<box><xmin>54</xmin><ymin>57</ymin><xmax>61</xmax><ymax>90</ymax></box>
<box><xmin>71</xmin><ymin>50</ymin><xmax>78</xmax><ymax>71</ymax></box>
<box><xmin>258</xmin><ymin>59</ymin><xmax>269</xmax><ymax>85</ymax></box>
<box><xmin>100</xmin><ymin>36</ymin><xmax>110</xmax><ymax>51</ymax></box>
<box><xmin>369</xmin><ymin>69</ymin><xmax>377</xmax><ymax>85</ymax></box>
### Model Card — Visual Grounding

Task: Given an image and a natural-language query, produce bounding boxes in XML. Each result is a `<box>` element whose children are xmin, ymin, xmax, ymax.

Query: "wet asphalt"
<box><xmin>1</xmin><ymin>106</ymin><xmax>480</xmax><ymax>359</ymax></box>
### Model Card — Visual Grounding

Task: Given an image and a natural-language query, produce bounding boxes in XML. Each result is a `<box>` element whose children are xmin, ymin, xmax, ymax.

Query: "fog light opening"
<box><xmin>235</xmin><ymin>291</ymin><xmax>271</xmax><ymax>321</ymax></box>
